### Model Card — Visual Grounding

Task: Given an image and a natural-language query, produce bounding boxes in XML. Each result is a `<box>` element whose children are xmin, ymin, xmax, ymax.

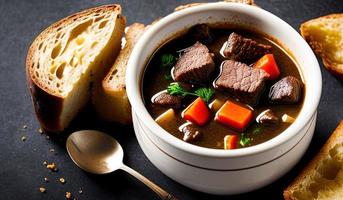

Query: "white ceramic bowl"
<box><xmin>126</xmin><ymin>2</ymin><xmax>322</xmax><ymax>195</ymax></box>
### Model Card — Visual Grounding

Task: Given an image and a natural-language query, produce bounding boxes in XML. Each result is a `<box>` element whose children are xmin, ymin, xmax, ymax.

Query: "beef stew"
<box><xmin>143</xmin><ymin>24</ymin><xmax>304</xmax><ymax>149</ymax></box>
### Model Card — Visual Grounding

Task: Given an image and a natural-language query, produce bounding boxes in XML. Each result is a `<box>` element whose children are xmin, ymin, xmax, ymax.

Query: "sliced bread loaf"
<box><xmin>92</xmin><ymin>23</ymin><xmax>145</xmax><ymax>124</ymax></box>
<box><xmin>284</xmin><ymin>121</ymin><xmax>343</xmax><ymax>200</ymax></box>
<box><xmin>300</xmin><ymin>14</ymin><xmax>343</xmax><ymax>79</ymax></box>
<box><xmin>26</xmin><ymin>5</ymin><xmax>126</xmax><ymax>131</ymax></box>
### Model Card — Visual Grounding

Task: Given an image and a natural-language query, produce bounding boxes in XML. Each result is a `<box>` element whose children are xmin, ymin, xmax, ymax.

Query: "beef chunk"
<box><xmin>214</xmin><ymin>60</ymin><xmax>269</xmax><ymax>106</ymax></box>
<box><xmin>173</xmin><ymin>42</ymin><xmax>215</xmax><ymax>84</ymax></box>
<box><xmin>269</xmin><ymin>76</ymin><xmax>303</xmax><ymax>104</ymax></box>
<box><xmin>188</xmin><ymin>24</ymin><xmax>213</xmax><ymax>44</ymax></box>
<box><xmin>181</xmin><ymin>124</ymin><xmax>202</xmax><ymax>142</ymax></box>
<box><xmin>256</xmin><ymin>109</ymin><xmax>279</xmax><ymax>126</ymax></box>
<box><xmin>223</xmin><ymin>32</ymin><xmax>272</xmax><ymax>63</ymax></box>
<box><xmin>152</xmin><ymin>91</ymin><xmax>182</xmax><ymax>109</ymax></box>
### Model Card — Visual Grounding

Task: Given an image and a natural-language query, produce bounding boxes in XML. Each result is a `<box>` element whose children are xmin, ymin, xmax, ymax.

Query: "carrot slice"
<box><xmin>183</xmin><ymin>97</ymin><xmax>211</xmax><ymax>126</ymax></box>
<box><xmin>215</xmin><ymin>101</ymin><xmax>253</xmax><ymax>131</ymax></box>
<box><xmin>254</xmin><ymin>54</ymin><xmax>280</xmax><ymax>80</ymax></box>
<box><xmin>224</xmin><ymin>135</ymin><xmax>239</xmax><ymax>149</ymax></box>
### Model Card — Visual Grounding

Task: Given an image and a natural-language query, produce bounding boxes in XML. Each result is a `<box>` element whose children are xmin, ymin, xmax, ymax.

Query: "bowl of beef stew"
<box><xmin>126</xmin><ymin>2</ymin><xmax>321</xmax><ymax>194</ymax></box>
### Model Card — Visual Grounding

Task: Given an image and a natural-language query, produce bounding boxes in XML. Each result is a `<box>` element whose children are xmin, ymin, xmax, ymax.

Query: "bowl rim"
<box><xmin>126</xmin><ymin>2</ymin><xmax>322</xmax><ymax>158</ymax></box>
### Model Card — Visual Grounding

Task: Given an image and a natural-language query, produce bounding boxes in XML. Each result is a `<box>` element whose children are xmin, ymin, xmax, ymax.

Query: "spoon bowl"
<box><xmin>66</xmin><ymin>130</ymin><xmax>124</xmax><ymax>174</ymax></box>
<box><xmin>66</xmin><ymin>130</ymin><xmax>177</xmax><ymax>200</ymax></box>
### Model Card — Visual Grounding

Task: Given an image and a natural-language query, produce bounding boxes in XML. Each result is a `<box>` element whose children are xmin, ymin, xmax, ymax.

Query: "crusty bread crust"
<box><xmin>283</xmin><ymin>121</ymin><xmax>343</xmax><ymax>200</ymax></box>
<box><xmin>174</xmin><ymin>0</ymin><xmax>255</xmax><ymax>11</ymax></box>
<box><xmin>102</xmin><ymin>23</ymin><xmax>145</xmax><ymax>91</ymax></box>
<box><xmin>92</xmin><ymin>23</ymin><xmax>145</xmax><ymax>124</ymax></box>
<box><xmin>26</xmin><ymin>5</ymin><xmax>125</xmax><ymax>131</ymax></box>
<box><xmin>300</xmin><ymin>14</ymin><xmax>343</xmax><ymax>79</ymax></box>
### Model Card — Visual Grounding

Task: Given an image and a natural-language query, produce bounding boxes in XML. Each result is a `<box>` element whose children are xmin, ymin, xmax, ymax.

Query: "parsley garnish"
<box><xmin>161</xmin><ymin>54</ymin><xmax>175</xmax><ymax>68</ymax></box>
<box><xmin>252</xmin><ymin>126</ymin><xmax>262</xmax><ymax>135</ymax></box>
<box><xmin>194</xmin><ymin>88</ymin><xmax>215</xmax><ymax>103</ymax></box>
<box><xmin>167</xmin><ymin>82</ymin><xmax>214</xmax><ymax>103</ymax></box>
<box><xmin>239</xmin><ymin>134</ymin><xmax>251</xmax><ymax>147</ymax></box>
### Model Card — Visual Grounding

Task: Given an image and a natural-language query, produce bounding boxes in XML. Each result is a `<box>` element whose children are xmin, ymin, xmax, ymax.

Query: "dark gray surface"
<box><xmin>0</xmin><ymin>0</ymin><xmax>342</xmax><ymax>199</ymax></box>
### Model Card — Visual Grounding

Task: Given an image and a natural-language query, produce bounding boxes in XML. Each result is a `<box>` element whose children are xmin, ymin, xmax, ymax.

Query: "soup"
<box><xmin>143</xmin><ymin>24</ymin><xmax>304</xmax><ymax>149</ymax></box>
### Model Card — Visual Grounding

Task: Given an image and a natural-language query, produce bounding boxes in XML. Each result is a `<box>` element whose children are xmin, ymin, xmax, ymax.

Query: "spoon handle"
<box><xmin>120</xmin><ymin>164</ymin><xmax>178</xmax><ymax>200</ymax></box>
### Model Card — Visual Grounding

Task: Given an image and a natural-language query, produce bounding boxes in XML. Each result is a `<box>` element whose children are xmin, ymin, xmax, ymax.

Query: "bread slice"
<box><xmin>26</xmin><ymin>5</ymin><xmax>126</xmax><ymax>132</ymax></box>
<box><xmin>300</xmin><ymin>14</ymin><xmax>343</xmax><ymax>79</ymax></box>
<box><xmin>284</xmin><ymin>121</ymin><xmax>343</xmax><ymax>200</ymax></box>
<box><xmin>174</xmin><ymin>0</ymin><xmax>255</xmax><ymax>11</ymax></box>
<box><xmin>92</xmin><ymin>23</ymin><xmax>145</xmax><ymax>124</ymax></box>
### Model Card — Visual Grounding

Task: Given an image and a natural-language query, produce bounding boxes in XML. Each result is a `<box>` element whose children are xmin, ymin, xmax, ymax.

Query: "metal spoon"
<box><xmin>66</xmin><ymin>130</ymin><xmax>177</xmax><ymax>200</ymax></box>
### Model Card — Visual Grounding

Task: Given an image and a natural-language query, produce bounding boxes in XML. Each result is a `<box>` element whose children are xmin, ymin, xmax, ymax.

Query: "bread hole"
<box><xmin>111</xmin><ymin>69</ymin><xmax>118</xmax><ymax>76</ymax></box>
<box><xmin>55</xmin><ymin>63</ymin><xmax>66</xmax><ymax>79</ymax></box>
<box><xmin>69</xmin><ymin>19</ymin><xmax>92</xmax><ymax>41</ymax></box>
<box><xmin>56</xmin><ymin>82</ymin><xmax>60</xmax><ymax>88</ymax></box>
<box><xmin>36</xmin><ymin>63</ymin><xmax>40</xmax><ymax>69</ymax></box>
<box><xmin>51</xmin><ymin>43</ymin><xmax>62</xmax><ymax>59</ymax></box>
<box><xmin>35</xmin><ymin>71</ymin><xmax>39</xmax><ymax>78</ymax></box>
<box><xmin>99</xmin><ymin>20</ymin><xmax>108</xmax><ymax>29</ymax></box>
<box><xmin>94</xmin><ymin>16</ymin><xmax>104</xmax><ymax>22</ymax></box>
<box><xmin>318</xmin><ymin>158</ymin><xmax>341</xmax><ymax>180</ymax></box>
<box><xmin>38</xmin><ymin>43</ymin><xmax>43</xmax><ymax>50</ymax></box>
<box><xmin>56</xmin><ymin>32</ymin><xmax>61</xmax><ymax>39</ymax></box>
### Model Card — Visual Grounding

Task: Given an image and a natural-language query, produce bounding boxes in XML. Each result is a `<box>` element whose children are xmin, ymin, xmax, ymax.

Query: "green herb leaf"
<box><xmin>161</xmin><ymin>54</ymin><xmax>175</xmax><ymax>68</ymax></box>
<box><xmin>167</xmin><ymin>82</ymin><xmax>188</xmax><ymax>96</ymax></box>
<box><xmin>252</xmin><ymin>127</ymin><xmax>262</xmax><ymax>135</ymax></box>
<box><xmin>166</xmin><ymin>83</ymin><xmax>214</xmax><ymax>102</ymax></box>
<box><xmin>194</xmin><ymin>88</ymin><xmax>214</xmax><ymax>103</ymax></box>
<box><xmin>239</xmin><ymin>134</ymin><xmax>251</xmax><ymax>147</ymax></box>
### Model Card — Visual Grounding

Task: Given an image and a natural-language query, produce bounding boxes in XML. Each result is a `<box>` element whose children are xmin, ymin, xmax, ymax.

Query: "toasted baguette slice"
<box><xmin>300</xmin><ymin>14</ymin><xmax>343</xmax><ymax>79</ymax></box>
<box><xmin>174</xmin><ymin>0</ymin><xmax>255</xmax><ymax>11</ymax></box>
<box><xmin>92</xmin><ymin>23</ymin><xmax>145</xmax><ymax>124</ymax></box>
<box><xmin>26</xmin><ymin>5</ymin><xmax>126</xmax><ymax>132</ymax></box>
<box><xmin>284</xmin><ymin>121</ymin><xmax>343</xmax><ymax>200</ymax></box>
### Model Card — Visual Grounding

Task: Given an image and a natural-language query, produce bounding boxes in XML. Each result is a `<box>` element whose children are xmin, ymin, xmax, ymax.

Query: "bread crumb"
<box><xmin>38</xmin><ymin>128</ymin><xmax>43</xmax><ymax>134</ymax></box>
<box><xmin>46</xmin><ymin>163</ymin><xmax>58</xmax><ymax>172</ymax></box>
<box><xmin>23</xmin><ymin>125</ymin><xmax>28</xmax><ymax>129</ymax></box>
<box><xmin>46</xmin><ymin>135</ymin><xmax>50</xmax><ymax>140</ymax></box>
<box><xmin>59</xmin><ymin>177</ymin><xmax>66</xmax><ymax>184</ymax></box>
<box><xmin>39</xmin><ymin>187</ymin><xmax>46</xmax><ymax>193</ymax></box>
<box><xmin>49</xmin><ymin>149</ymin><xmax>55</xmax><ymax>152</ymax></box>
<box><xmin>44</xmin><ymin>177</ymin><xmax>49</xmax><ymax>182</ymax></box>
<box><xmin>21</xmin><ymin>136</ymin><xmax>27</xmax><ymax>141</ymax></box>
<box><xmin>43</xmin><ymin>161</ymin><xmax>47</xmax><ymax>165</ymax></box>
<box><xmin>78</xmin><ymin>188</ymin><xmax>83</xmax><ymax>194</ymax></box>
<box><xmin>65</xmin><ymin>192</ymin><xmax>72</xmax><ymax>199</ymax></box>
